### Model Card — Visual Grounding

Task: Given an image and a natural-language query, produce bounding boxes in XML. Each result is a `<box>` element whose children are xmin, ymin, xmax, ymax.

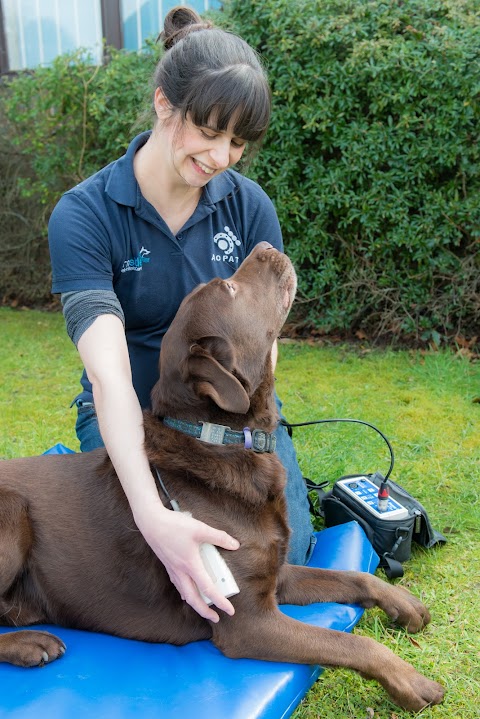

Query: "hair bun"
<box><xmin>158</xmin><ymin>6</ymin><xmax>213</xmax><ymax>51</ymax></box>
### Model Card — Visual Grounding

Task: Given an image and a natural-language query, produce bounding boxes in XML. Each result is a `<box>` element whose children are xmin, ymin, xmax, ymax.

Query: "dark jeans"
<box><xmin>74</xmin><ymin>397</ymin><xmax>315</xmax><ymax>565</ymax></box>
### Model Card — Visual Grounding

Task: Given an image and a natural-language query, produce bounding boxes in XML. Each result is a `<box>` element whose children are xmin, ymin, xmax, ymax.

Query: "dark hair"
<box><xmin>155</xmin><ymin>6</ymin><xmax>271</xmax><ymax>152</ymax></box>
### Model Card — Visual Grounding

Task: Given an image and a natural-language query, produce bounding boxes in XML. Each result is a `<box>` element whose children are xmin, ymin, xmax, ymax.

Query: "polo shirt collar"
<box><xmin>105</xmin><ymin>132</ymin><xmax>150</xmax><ymax>207</ymax></box>
<box><xmin>201</xmin><ymin>171</ymin><xmax>237</xmax><ymax>206</ymax></box>
<box><xmin>105</xmin><ymin>131</ymin><xmax>238</xmax><ymax>209</ymax></box>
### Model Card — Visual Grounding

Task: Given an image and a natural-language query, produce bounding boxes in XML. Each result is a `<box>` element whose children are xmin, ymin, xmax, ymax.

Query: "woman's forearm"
<box><xmin>76</xmin><ymin>314</ymin><xmax>239</xmax><ymax>621</ymax></box>
<box><xmin>77</xmin><ymin>315</ymin><xmax>160</xmax><ymax>513</ymax></box>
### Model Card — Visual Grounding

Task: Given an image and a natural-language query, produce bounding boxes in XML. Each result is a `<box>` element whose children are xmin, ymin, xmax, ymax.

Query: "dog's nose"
<box><xmin>256</xmin><ymin>241</ymin><xmax>274</xmax><ymax>251</ymax></box>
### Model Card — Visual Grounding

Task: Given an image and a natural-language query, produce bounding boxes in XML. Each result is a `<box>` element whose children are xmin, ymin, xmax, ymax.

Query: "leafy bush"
<box><xmin>0</xmin><ymin>94</ymin><xmax>47</xmax><ymax>305</ymax></box>
<box><xmin>1</xmin><ymin>0</ymin><xmax>479</xmax><ymax>345</ymax></box>
<box><xmin>0</xmin><ymin>46</ymin><xmax>157</xmax><ymax>304</ymax></box>
<box><xmin>221</xmin><ymin>0</ymin><xmax>480</xmax><ymax>344</ymax></box>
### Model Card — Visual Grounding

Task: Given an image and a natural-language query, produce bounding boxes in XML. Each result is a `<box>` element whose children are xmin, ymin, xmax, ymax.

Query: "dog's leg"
<box><xmin>212</xmin><ymin>608</ymin><xmax>445</xmax><ymax>712</ymax></box>
<box><xmin>0</xmin><ymin>489</ymin><xmax>66</xmax><ymax>666</ymax></box>
<box><xmin>0</xmin><ymin>629</ymin><xmax>66</xmax><ymax>667</ymax></box>
<box><xmin>276</xmin><ymin>565</ymin><xmax>431</xmax><ymax>632</ymax></box>
<box><xmin>0</xmin><ymin>489</ymin><xmax>33</xmax><ymax>604</ymax></box>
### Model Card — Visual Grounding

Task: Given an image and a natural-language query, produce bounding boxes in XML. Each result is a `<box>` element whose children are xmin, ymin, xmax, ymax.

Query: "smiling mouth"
<box><xmin>193</xmin><ymin>158</ymin><xmax>215</xmax><ymax>175</ymax></box>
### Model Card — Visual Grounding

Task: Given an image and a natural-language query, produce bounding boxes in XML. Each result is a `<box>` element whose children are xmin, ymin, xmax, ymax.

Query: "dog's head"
<box><xmin>151</xmin><ymin>243</ymin><xmax>296</xmax><ymax>426</ymax></box>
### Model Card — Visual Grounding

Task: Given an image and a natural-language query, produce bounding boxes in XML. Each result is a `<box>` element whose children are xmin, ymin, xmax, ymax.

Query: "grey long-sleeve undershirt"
<box><xmin>61</xmin><ymin>290</ymin><xmax>125</xmax><ymax>346</ymax></box>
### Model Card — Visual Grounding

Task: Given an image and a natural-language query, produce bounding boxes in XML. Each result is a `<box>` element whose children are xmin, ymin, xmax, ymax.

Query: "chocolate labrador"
<box><xmin>0</xmin><ymin>243</ymin><xmax>444</xmax><ymax>712</ymax></box>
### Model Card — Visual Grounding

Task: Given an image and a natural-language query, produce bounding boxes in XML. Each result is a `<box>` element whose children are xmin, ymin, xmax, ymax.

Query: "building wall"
<box><xmin>0</xmin><ymin>0</ymin><xmax>222</xmax><ymax>72</ymax></box>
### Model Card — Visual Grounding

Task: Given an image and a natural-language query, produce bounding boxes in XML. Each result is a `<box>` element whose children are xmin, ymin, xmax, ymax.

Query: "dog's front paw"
<box><xmin>0</xmin><ymin>629</ymin><xmax>66</xmax><ymax>667</ymax></box>
<box><xmin>379</xmin><ymin>584</ymin><xmax>431</xmax><ymax>633</ymax></box>
<box><xmin>381</xmin><ymin>662</ymin><xmax>445</xmax><ymax>712</ymax></box>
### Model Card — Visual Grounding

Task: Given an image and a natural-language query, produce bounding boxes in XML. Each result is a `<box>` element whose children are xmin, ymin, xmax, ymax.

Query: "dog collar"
<box><xmin>162</xmin><ymin>417</ymin><xmax>277</xmax><ymax>453</ymax></box>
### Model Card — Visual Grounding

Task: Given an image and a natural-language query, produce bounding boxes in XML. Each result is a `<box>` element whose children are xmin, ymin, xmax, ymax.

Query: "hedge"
<box><xmin>1</xmin><ymin>0</ymin><xmax>479</xmax><ymax>346</ymax></box>
<box><xmin>222</xmin><ymin>0</ymin><xmax>480</xmax><ymax>344</ymax></box>
<box><xmin>0</xmin><ymin>45</ymin><xmax>157</xmax><ymax>305</ymax></box>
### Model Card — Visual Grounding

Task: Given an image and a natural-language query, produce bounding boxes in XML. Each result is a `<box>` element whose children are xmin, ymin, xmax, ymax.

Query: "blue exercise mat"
<box><xmin>0</xmin><ymin>446</ymin><xmax>379</xmax><ymax>719</ymax></box>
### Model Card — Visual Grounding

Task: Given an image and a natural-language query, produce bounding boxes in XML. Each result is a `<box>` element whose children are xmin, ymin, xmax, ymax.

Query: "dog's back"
<box><xmin>0</xmin><ymin>434</ymin><xmax>289</xmax><ymax>641</ymax></box>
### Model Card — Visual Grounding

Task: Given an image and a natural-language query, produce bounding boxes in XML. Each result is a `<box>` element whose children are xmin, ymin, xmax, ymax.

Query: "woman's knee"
<box><xmin>274</xmin><ymin>418</ymin><xmax>315</xmax><ymax>565</ymax></box>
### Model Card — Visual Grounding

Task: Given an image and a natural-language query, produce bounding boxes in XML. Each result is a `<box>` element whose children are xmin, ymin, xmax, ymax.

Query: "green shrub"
<box><xmin>3</xmin><ymin>46</ymin><xmax>156</xmax><ymax>206</ymax></box>
<box><xmin>221</xmin><ymin>0</ymin><xmax>480</xmax><ymax>344</ymax></box>
<box><xmin>0</xmin><ymin>46</ymin><xmax>157</xmax><ymax>304</ymax></box>
<box><xmin>0</xmin><ymin>90</ymin><xmax>49</xmax><ymax>305</ymax></box>
<box><xmin>1</xmin><ymin>0</ymin><xmax>479</xmax><ymax>345</ymax></box>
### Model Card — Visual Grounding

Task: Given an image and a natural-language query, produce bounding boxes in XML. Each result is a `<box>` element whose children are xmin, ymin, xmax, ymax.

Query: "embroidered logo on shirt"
<box><xmin>121</xmin><ymin>247</ymin><xmax>151</xmax><ymax>273</ymax></box>
<box><xmin>212</xmin><ymin>226</ymin><xmax>241</xmax><ymax>265</ymax></box>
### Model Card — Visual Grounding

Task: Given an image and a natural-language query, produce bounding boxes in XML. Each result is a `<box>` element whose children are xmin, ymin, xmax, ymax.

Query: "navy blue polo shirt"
<box><xmin>48</xmin><ymin>132</ymin><xmax>283</xmax><ymax>408</ymax></box>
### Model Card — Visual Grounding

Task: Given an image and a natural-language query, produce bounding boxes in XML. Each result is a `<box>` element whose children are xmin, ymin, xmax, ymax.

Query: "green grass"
<box><xmin>0</xmin><ymin>307</ymin><xmax>82</xmax><ymax>457</ymax></box>
<box><xmin>1</xmin><ymin>307</ymin><xmax>479</xmax><ymax>718</ymax></box>
<box><xmin>278</xmin><ymin>342</ymin><xmax>480</xmax><ymax>719</ymax></box>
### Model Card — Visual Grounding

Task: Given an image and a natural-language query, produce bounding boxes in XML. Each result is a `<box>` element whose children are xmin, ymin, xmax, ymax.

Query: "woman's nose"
<box><xmin>210</xmin><ymin>139</ymin><xmax>231</xmax><ymax>169</ymax></box>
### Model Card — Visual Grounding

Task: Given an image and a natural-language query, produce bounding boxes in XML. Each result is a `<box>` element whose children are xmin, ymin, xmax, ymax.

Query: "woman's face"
<box><xmin>154</xmin><ymin>89</ymin><xmax>247</xmax><ymax>189</ymax></box>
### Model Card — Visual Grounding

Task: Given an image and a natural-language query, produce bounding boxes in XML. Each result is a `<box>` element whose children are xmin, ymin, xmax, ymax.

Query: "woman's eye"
<box><xmin>200</xmin><ymin>128</ymin><xmax>245</xmax><ymax>148</ymax></box>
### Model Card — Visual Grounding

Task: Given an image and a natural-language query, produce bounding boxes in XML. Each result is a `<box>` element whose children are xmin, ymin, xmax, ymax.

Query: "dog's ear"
<box><xmin>184</xmin><ymin>337</ymin><xmax>250</xmax><ymax>414</ymax></box>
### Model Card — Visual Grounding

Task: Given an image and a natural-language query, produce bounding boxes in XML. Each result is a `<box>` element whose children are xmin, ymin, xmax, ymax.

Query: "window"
<box><xmin>0</xmin><ymin>0</ymin><xmax>222</xmax><ymax>73</ymax></box>
<box><xmin>121</xmin><ymin>1</ymin><xmax>222</xmax><ymax>52</ymax></box>
<box><xmin>1</xmin><ymin>0</ymin><xmax>103</xmax><ymax>71</ymax></box>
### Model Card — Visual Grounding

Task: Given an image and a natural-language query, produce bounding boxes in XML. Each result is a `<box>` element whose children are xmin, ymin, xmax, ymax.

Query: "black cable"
<box><xmin>280</xmin><ymin>417</ymin><xmax>395</xmax><ymax>481</ymax></box>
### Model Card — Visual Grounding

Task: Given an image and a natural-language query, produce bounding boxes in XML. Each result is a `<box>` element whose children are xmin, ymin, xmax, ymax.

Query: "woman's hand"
<box><xmin>134</xmin><ymin>499</ymin><xmax>240</xmax><ymax>623</ymax></box>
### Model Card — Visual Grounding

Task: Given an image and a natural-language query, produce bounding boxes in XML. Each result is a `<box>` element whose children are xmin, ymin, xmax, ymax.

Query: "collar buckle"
<box><xmin>251</xmin><ymin>429</ymin><xmax>277</xmax><ymax>453</ymax></box>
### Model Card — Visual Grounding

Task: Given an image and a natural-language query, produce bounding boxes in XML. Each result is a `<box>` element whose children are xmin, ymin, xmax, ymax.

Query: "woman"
<box><xmin>48</xmin><ymin>6</ymin><xmax>314</xmax><ymax>624</ymax></box>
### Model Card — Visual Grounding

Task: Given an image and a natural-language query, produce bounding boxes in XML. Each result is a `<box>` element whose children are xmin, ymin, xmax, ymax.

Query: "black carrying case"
<box><xmin>308</xmin><ymin>472</ymin><xmax>446</xmax><ymax>578</ymax></box>
<box><xmin>281</xmin><ymin>417</ymin><xmax>446</xmax><ymax>579</ymax></box>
